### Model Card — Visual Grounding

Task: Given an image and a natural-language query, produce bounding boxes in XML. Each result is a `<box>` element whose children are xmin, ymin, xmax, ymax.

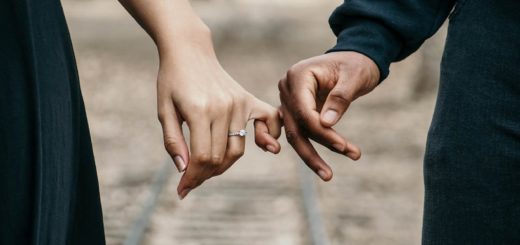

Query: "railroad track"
<box><xmin>117</xmin><ymin>157</ymin><xmax>330</xmax><ymax>245</ymax></box>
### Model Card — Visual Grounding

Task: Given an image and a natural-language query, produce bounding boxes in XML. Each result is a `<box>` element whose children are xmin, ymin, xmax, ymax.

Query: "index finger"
<box><xmin>281</xmin><ymin>73</ymin><xmax>359</xmax><ymax>159</ymax></box>
<box><xmin>280</xmin><ymin>105</ymin><xmax>333</xmax><ymax>181</ymax></box>
<box><xmin>177</xmin><ymin>161</ymin><xmax>214</xmax><ymax>199</ymax></box>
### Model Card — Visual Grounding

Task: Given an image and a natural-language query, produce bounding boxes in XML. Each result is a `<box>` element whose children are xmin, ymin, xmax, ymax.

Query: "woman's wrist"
<box><xmin>156</xmin><ymin>20</ymin><xmax>216</xmax><ymax>61</ymax></box>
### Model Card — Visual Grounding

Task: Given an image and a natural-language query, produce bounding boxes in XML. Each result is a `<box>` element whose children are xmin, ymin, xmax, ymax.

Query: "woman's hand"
<box><xmin>157</xmin><ymin>32</ymin><xmax>281</xmax><ymax>199</ymax></box>
<box><xmin>118</xmin><ymin>0</ymin><xmax>281</xmax><ymax>199</ymax></box>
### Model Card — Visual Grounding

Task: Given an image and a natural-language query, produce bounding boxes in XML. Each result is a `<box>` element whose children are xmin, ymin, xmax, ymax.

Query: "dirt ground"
<box><xmin>62</xmin><ymin>0</ymin><xmax>447</xmax><ymax>244</ymax></box>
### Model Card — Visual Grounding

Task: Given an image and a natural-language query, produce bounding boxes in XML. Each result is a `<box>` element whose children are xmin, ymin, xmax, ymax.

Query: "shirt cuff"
<box><xmin>326</xmin><ymin>18</ymin><xmax>403</xmax><ymax>82</ymax></box>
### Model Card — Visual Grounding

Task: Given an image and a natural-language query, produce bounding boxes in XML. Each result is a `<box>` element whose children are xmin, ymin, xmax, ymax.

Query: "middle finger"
<box><xmin>281</xmin><ymin>104</ymin><xmax>333</xmax><ymax>181</ymax></box>
<box><xmin>177</xmin><ymin>119</ymin><xmax>213</xmax><ymax>199</ymax></box>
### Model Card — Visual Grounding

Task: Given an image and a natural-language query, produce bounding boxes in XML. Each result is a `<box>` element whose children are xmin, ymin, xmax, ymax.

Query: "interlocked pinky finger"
<box><xmin>254</xmin><ymin>120</ymin><xmax>280</xmax><ymax>154</ymax></box>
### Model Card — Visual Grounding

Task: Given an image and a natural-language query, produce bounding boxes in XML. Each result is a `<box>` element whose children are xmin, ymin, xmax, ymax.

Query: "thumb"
<box><xmin>320</xmin><ymin>78</ymin><xmax>353</xmax><ymax>127</ymax></box>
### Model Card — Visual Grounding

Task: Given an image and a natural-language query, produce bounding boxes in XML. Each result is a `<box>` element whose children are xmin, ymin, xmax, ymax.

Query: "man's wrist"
<box><xmin>333</xmin><ymin>51</ymin><xmax>380</xmax><ymax>89</ymax></box>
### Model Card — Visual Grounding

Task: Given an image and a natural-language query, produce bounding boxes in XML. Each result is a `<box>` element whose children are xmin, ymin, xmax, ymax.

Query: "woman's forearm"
<box><xmin>118</xmin><ymin>0</ymin><xmax>214</xmax><ymax>58</ymax></box>
<box><xmin>117</xmin><ymin>0</ymin><xmax>281</xmax><ymax>199</ymax></box>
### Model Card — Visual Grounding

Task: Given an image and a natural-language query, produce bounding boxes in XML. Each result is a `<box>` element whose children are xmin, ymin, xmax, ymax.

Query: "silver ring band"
<box><xmin>228</xmin><ymin>129</ymin><xmax>247</xmax><ymax>137</ymax></box>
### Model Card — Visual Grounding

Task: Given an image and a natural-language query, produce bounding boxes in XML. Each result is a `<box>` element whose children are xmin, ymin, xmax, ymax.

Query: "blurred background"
<box><xmin>62</xmin><ymin>0</ymin><xmax>447</xmax><ymax>244</ymax></box>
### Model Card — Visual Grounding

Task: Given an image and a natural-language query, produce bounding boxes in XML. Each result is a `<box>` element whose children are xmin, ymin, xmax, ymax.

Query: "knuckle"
<box><xmin>328</xmin><ymin>143</ymin><xmax>346</xmax><ymax>154</ymax></box>
<box><xmin>180</xmin><ymin>177</ymin><xmax>199</xmax><ymax>189</ymax></box>
<box><xmin>254</xmin><ymin>137</ymin><xmax>265</xmax><ymax>147</ymax></box>
<box><xmin>212</xmin><ymin>169</ymin><xmax>225</xmax><ymax>177</ymax></box>
<box><xmin>212</xmin><ymin>104</ymin><xmax>226</xmax><ymax>114</ymax></box>
<box><xmin>293</xmin><ymin>108</ymin><xmax>309</xmax><ymax>122</ymax></box>
<box><xmin>285</xmin><ymin>130</ymin><xmax>299</xmax><ymax>145</ymax></box>
<box><xmin>303</xmin><ymin>156</ymin><xmax>316</xmax><ymax>166</ymax></box>
<box><xmin>157</xmin><ymin>111</ymin><xmax>168</xmax><ymax>123</ymax></box>
<box><xmin>229</xmin><ymin>148</ymin><xmax>244</xmax><ymax>160</ymax></box>
<box><xmin>163</xmin><ymin>136</ymin><xmax>179</xmax><ymax>151</ymax></box>
<box><xmin>329</xmin><ymin>90</ymin><xmax>352</xmax><ymax>104</ymax></box>
<box><xmin>278</xmin><ymin>79</ymin><xmax>286</xmax><ymax>92</ymax></box>
<box><xmin>182</xmin><ymin>174</ymin><xmax>197</xmax><ymax>184</ymax></box>
<box><xmin>189</xmin><ymin>100</ymin><xmax>210</xmax><ymax>113</ymax></box>
<box><xmin>236</xmin><ymin>93</ymin><xmax>255</xmax><ymax>109</ymax></box>
<box><xmin>211</xmin><ymin>155</ymin><xmax>225</xmax><ymax>165</ymax></box>
<box><xmin>194</xmin><ymin>152</ymin><xmax>212</xmax><ymax>164</ymax></box>
<box><xmin>286</xmin><ymin>66</ymin><xmax>302</xmax><ymax>82</ymax></box>
<box><xmin>218</xmin><ymin>96</ymin><xmax>233</xmax><ymax>108</ymax></box>
<box><xmin>287</xmin><ymin>60</ymin><xmax>314</xmax><ymax>79</ymax></box>
<box><xmin>212</xmin><ymin>97</ymin><xmax>234</xmax><ymax>115</ymax></box>
<box><xmin>267</xmin><ymin>107</ymin><xmax>280</xmax><ymax>120</ymax></box>
<box><xmin>303</xmin><ymin>155</ymin><xmax>320</xmax><ymax>170</ymax></box>
<box><xmin>232</xmin><ymin>93</ymin><xmax>247</xmax><ymax>104</ymax></box>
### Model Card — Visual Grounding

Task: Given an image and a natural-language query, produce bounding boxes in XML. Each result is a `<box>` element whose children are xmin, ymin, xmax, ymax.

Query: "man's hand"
<box><xmin>278</xmin><ymin>51</ymin><xmax>380</xmax><ymax>181</ymax></box>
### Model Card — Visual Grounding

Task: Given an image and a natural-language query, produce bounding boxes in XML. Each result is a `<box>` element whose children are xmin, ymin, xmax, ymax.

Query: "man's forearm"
<box><xmin>328</xmin><ymin>0</ymin><xmax>456</xmax><ymax>81</ymax></box>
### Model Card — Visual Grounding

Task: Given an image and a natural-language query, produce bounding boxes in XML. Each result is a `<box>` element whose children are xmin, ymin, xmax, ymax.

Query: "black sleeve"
<box><xmin>327</xmin><ymin>0</ymin><xmax>457</xmax><ymax>81</ymax></box>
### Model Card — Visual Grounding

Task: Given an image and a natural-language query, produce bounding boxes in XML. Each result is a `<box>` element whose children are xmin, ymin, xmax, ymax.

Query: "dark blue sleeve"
<box><xmin>327</xmin><ymin>0</ymin><xmax>457</xmax><ymax>81</ymax></box>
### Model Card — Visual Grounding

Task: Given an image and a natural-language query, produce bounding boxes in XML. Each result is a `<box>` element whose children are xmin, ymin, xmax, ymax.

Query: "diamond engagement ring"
<box><xmin>228</xmin><ymin>129</ymin><xmax>247</xmax><ymax>137</ymax></box>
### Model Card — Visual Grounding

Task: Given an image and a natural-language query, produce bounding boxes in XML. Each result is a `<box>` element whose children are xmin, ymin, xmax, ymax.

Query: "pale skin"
<box><xmin>118</xmin><ymin>0</ymin><xmax>282</xmax><ymax>199</ymax></box>
<box><xmin>118</xmin><ymin>0</ymin><xmax>381</xmax><ymax>197</ymax></box>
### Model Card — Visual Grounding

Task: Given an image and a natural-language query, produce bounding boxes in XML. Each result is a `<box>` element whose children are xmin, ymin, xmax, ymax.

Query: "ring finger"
<box><xmin>215</xmin><ymin>112</ymin><xmax>247</xmax><ymax>175</ymax></box>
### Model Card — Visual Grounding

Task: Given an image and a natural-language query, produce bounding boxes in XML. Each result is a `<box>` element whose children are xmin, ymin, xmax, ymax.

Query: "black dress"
<box><xmin>329</xmin><ymin>0</ymin><xmax>520</xmax><ymax>244</ymax></box>
<box><xmin>0</xmin><ymin>0</ymin><xmax>105</xmax><ymax>244</ymax></box>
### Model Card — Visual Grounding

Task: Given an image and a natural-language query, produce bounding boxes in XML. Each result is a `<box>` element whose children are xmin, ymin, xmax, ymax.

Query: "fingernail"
<box><xmin>173</xmin><ymin>155</ymin><xmax>186</xmax><ymax>173</ymax></box>
<box><xmin>347</xmin><ymin>151</ymin><xmax>361</xmax><ymax>161</ymax></box>
<box><xmin>322</xmin><ymin>110</ymin><xmax>338</xmax><ymax>125</ymax></box>
<box><xmin>318</xmin><ymin>170</ymin><xmax>328</xmax><ymax>180</ymax></box>
<box><xmin>266</xmin><ymin>145</ymin><xmax>276</xmax><ymax>153</ymax></box>
<box><xmin>179</xmin><ymin>188</ymin><xmax>192</xmax><ymax>200</ymax></box>
<box><xmin>333</xmin><ymin>143</ymin><xmax>345</xmax><ymax>153</ymax></box>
